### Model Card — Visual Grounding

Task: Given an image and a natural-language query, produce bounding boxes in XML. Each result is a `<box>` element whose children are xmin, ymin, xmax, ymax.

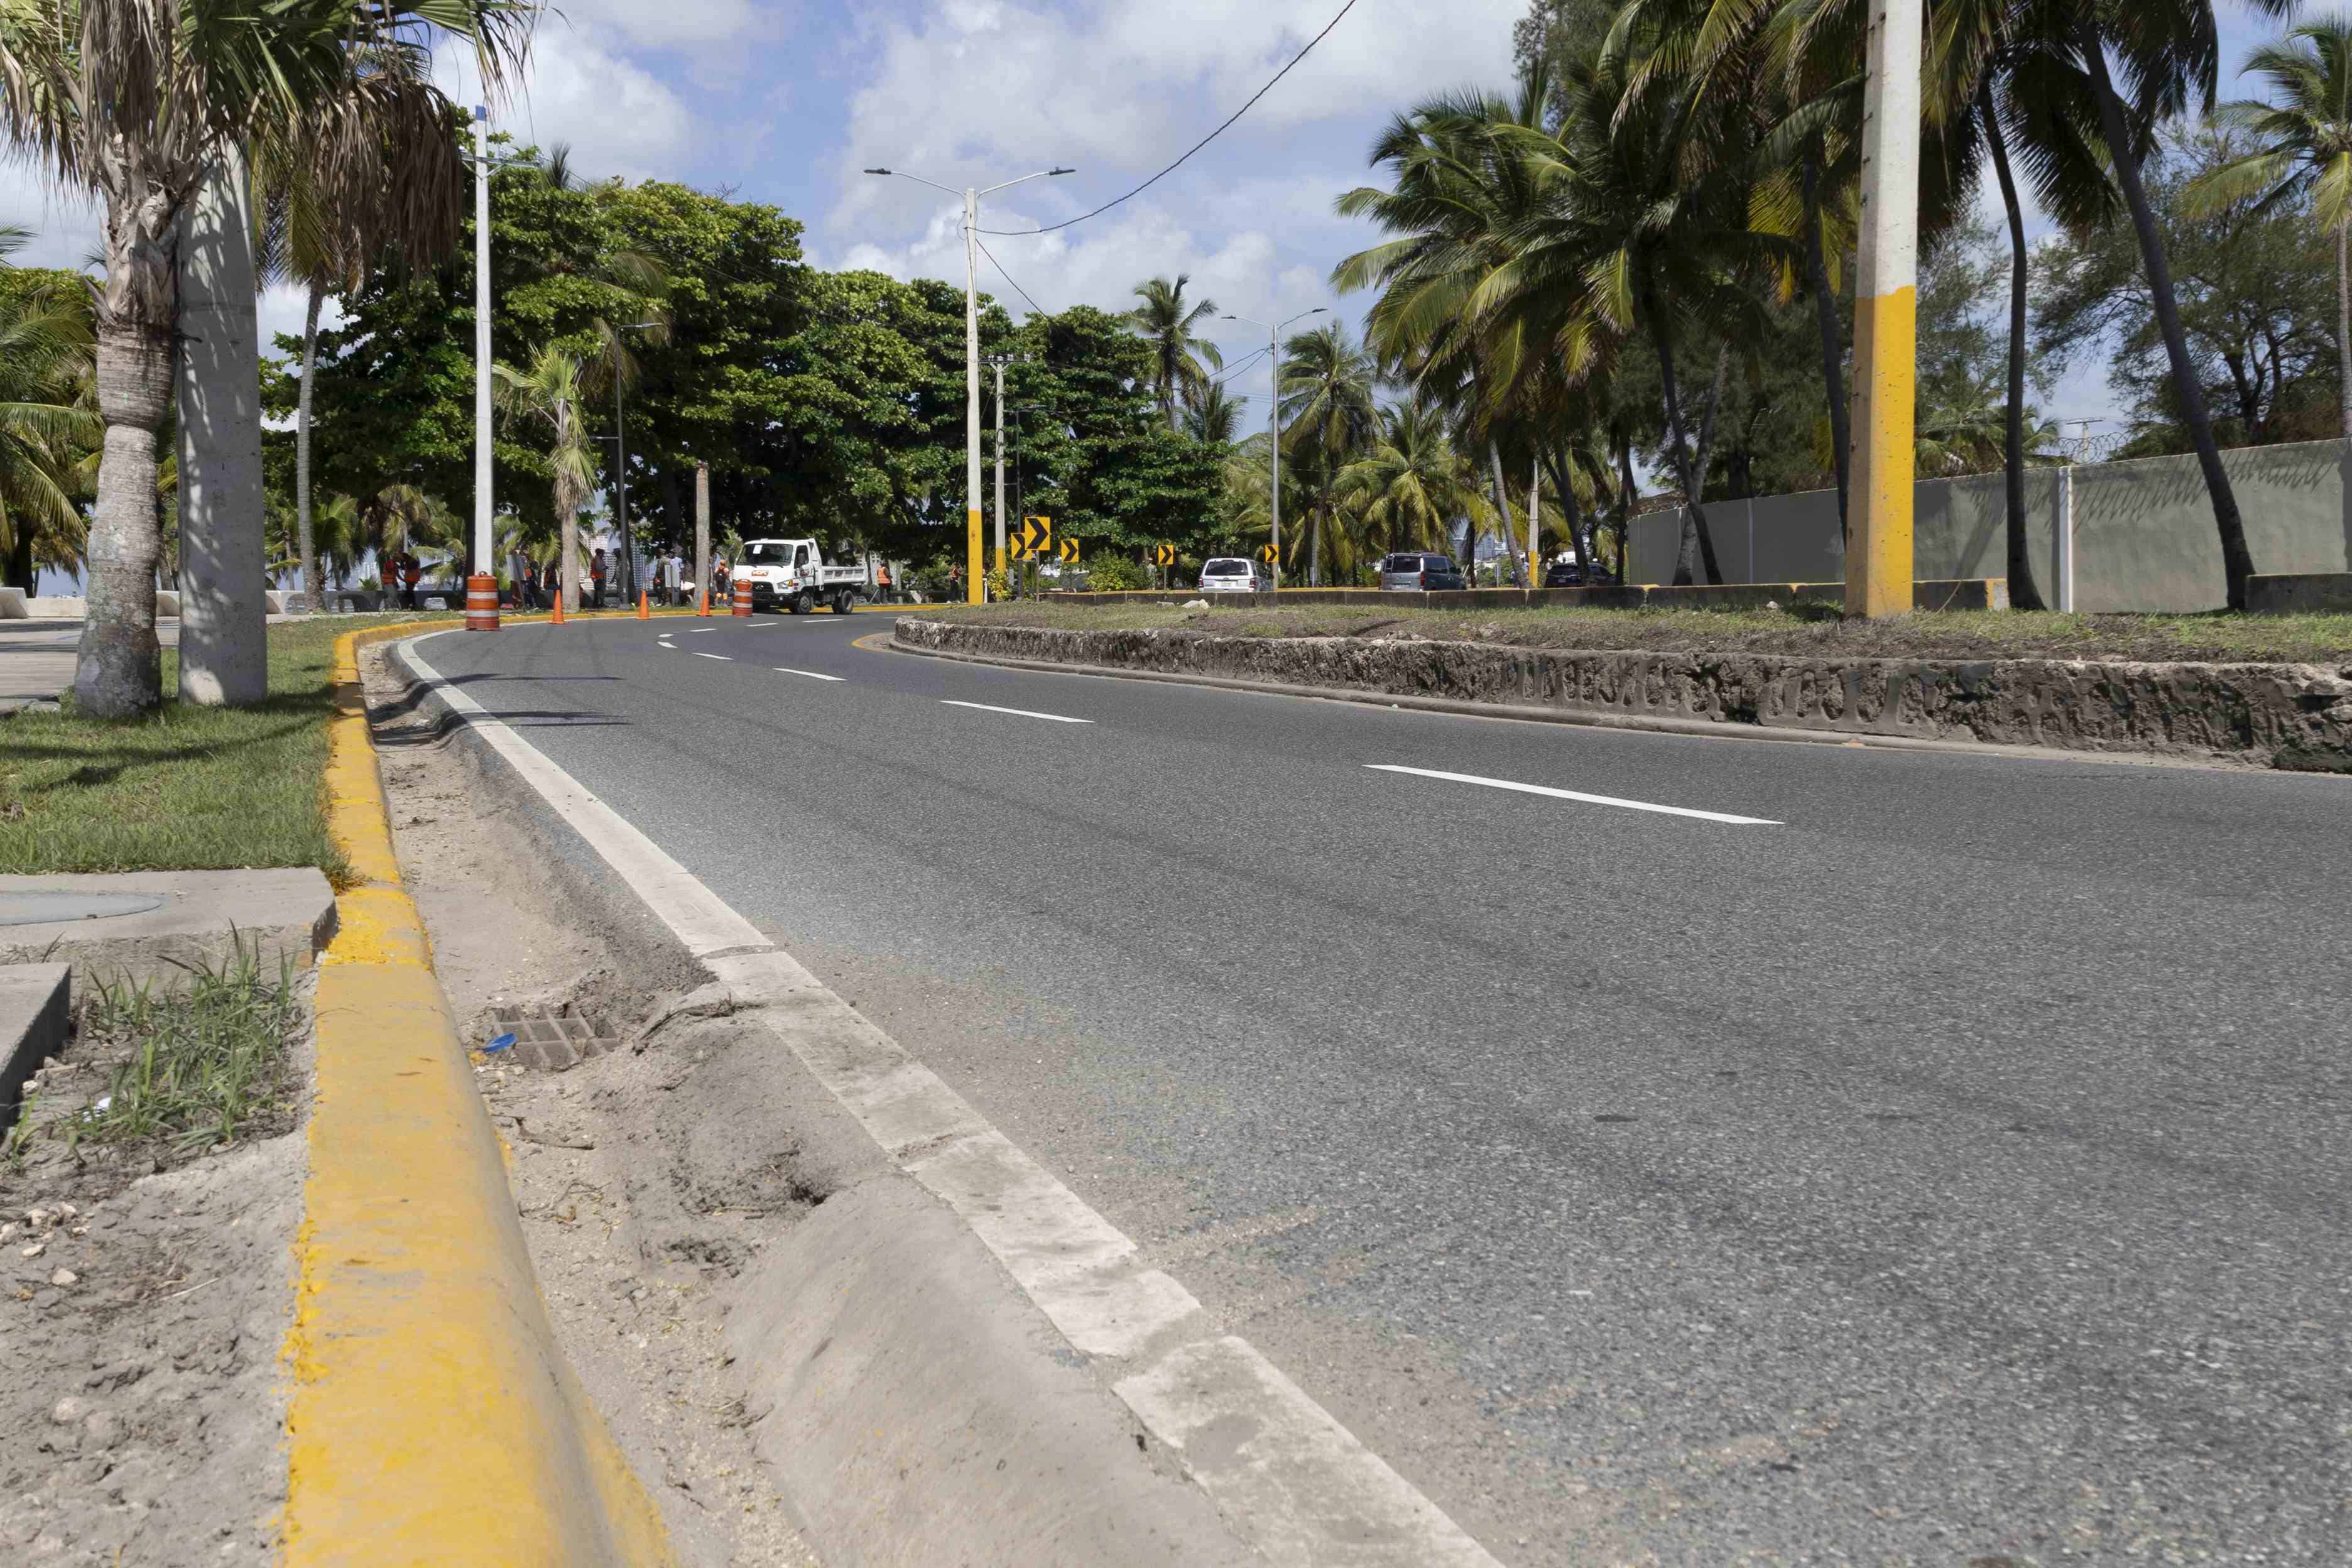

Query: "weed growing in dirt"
<box><xmin>7</xmin><ymin>953</ymin><xmax>303</xmax><ymax>1166</ymax></box>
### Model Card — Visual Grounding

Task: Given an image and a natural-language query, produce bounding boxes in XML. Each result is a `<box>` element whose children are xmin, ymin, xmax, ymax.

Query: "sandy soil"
<box><xmin>0</xmin><ymin>983</ymin><xmax>310</xmax><ymax>1564</ymax></box>
<box><xmin>361</xmin><ymin>642</ymin><xmax>822</xmax><ymax>1567</ymax></box>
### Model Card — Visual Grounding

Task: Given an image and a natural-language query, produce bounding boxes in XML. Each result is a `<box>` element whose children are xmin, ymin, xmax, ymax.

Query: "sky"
<box><xmin>1</xmin><ymin>0</ymin><xmax>2307</xmax><ymax>462</ymax></box>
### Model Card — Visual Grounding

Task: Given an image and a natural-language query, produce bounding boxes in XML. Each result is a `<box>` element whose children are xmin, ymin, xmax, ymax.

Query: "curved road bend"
<box><xmin>416</xmin><ymin>611</ymin><xmax>2352</xmax><ymax>1566</ymax></box>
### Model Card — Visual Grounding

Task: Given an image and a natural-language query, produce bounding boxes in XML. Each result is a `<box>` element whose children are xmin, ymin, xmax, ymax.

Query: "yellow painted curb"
<box><xmin>280</xmin><ymin>623</ymin><xmax>675</xmax><ymax>1567</ymax></box>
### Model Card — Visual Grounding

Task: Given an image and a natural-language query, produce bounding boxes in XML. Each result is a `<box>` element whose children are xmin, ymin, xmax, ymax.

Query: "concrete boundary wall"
<box><xmin>895</xmin><ymin>618</ymin><xmax>2352</xmax><ymax>771</ymax></box>
<box><xmin>1631</xmin><ymin>438</ymin><xmax>2352</xmax><ymax>612</ymax></box>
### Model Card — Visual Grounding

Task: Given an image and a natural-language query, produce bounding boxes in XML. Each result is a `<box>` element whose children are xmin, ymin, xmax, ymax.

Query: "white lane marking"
<box><xmin>774</xmin><ymin>667</ymin><xmax>844</xmax><ymax>682</ymax></box>
<box><xmin>1366</xmin><ymin>763</ymin><xmax>1780</xmax><ymax>825</ymax></box>
<box><xmin>940</xmin><ymin>699</ymin><xmax>1092</xmax><ymax>724</ymax></box>
<box><xmin>692</xmin><ymin>651</ymin><xmax>733</xmax><ymax>662</ymax></box>
<box><xmin>399</xmin><ymin>629</ymin><xmax>1504</xmax><ymax>1568</ymax></box>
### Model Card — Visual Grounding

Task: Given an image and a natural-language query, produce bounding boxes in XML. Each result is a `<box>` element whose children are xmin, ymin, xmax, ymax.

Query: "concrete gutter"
<box><xmin>277</xmin><ymin>623</ymin><xmax>673</xmax><ymax>1566</ymax></box>
<box><xmin>891</xmin><ymin>618</ymin><xmax>2352</xmax><ymax>773</ymax></box>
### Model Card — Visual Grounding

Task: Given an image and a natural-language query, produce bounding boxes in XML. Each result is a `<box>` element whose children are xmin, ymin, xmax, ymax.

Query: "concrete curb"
<box><xmin>277</xmin><ymin>623</ymin><xmax>674</xmax><ymax>1567</ymax></box>
<box><xmin>891</xmin><ymin>619</ymin><xmax>2352</xmax><ymax>772</ymax></box>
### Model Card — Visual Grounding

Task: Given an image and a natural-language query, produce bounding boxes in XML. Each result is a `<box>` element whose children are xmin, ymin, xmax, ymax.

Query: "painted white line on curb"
<box><xmin>399</xmin><ymin>630</ymin><xmax>1506</xmax><ymax>1568</ymax></box>
<box><xmin>775</xmin><ymin>667</ymin><xmax>844</xmax><ymax>682</ymax></box>
<box><xmin>692</xmin><ymin>651</ymin><xmax>733</xmax><ymax>662</ymax></box>
<box><xmin>940</xmin><ymin>699</ymin><xmax>1092</xmax><ymax>724</ymax></box>
<box><xmin>1366</xmin><ymin>763</ymin><xmax>1780</xmax><ymax>825</ymax></box>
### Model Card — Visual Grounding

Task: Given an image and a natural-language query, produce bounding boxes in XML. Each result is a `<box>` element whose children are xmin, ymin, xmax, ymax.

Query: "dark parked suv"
<box><xmin>1378</xmin><ymin>552</ymin><xmax>1468</xmax><ymax>591</ymax></box>
<box><xmin>1542</xmin><ymin>559</ymin><xmax>1616</xmax><ymax>587</ymax></box>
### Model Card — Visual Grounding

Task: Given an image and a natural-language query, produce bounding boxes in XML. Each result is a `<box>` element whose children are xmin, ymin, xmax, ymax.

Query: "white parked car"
<box><xmin>1199</xmin><ymin>558</ymin><xmax>1266</xmax><ymax>593</ymax></box>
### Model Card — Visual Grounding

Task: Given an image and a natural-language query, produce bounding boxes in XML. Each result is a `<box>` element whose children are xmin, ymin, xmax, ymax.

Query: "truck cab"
<box><xmin>731</xmin><ymin>538</ymin><xmax>866</xmax><ymax>614</ymax></box>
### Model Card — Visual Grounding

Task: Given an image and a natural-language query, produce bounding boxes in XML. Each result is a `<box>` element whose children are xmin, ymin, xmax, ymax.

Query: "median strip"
<box><xmin>1366</xmin><ymin>763</ymin><xmax>1781</xmax><ymax>824</ymax></box>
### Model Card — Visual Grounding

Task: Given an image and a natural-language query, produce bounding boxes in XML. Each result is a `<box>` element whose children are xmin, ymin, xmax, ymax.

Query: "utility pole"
<box><xmin>866</xmin><ymin>163</ymin><xmax>1074</xmax><ymax>606</ymax></box>
<box><xmin>1848</xmin><ymin>0</ymin><xmax>1919</xmax><ymax>618</ymax></box>
<box><xmin>994</xmin><ymin>357</ymin><xmax>1008</xmax><ymax>585</ymax></box>
<box><xmin>472</xmin><ymin>106</ymin><xmax>496</xmax><ymax>626</ymax></box>
<box><xmin>694</xmin><ymin>462</ymin><xmax>710</xmax><ymax>612</ymax></box>
<box><xmin>1530</xmin><ymin>452</ymin><xmax>1541</xmax><ymax>588</ymax></box>
<box><xmin>1221</xmin><ymin>307</ymin><xmax>1324</xmax><ymax>593</ymax></box>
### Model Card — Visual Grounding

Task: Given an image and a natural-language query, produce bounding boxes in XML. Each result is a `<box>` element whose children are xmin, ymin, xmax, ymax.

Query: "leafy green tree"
<box><xmin>2039</xmin><ymin>126</ymin><xmax>2340</xmax><ymax>451</ymax></box>
<box><xmin>0</xmin><ymin>259</ymin><xmax>97</xmax><ymax>593</ymax></box>
<box><xmin>2187</xmin><ymin>18</ymin><xmax>2352</xmax><ymax>437</ymax></box>
<box><xmin>1125</xmin><ymin>275</ymin><xmax>1223</xmax><ymax>431</ymax></box>
<box><xmin>1182</xmin><ymin>379</ymin><xmax>1246</xmax><ymax>445</ymax></box>
<box><xmin>1337</xmin><ymin>400</ymin><xmax>1484</xmax><ymax>555</ymax></box>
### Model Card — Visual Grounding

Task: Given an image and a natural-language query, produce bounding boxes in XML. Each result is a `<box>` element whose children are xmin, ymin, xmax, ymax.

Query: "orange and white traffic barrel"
<box><xmin>465</xmin><ymin>574</ymin><xmax>500</xmax><ymax>631</ymax></box>
<box><xmin>732</xmin><ymin>579</ymin><xmax>753</xmax><ymax>617</ymax></box>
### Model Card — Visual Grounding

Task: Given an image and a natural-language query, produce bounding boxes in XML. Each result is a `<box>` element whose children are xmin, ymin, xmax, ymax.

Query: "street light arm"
<box><xmin>866</xmin><ymin>167</ymin><xmax>964</xmax><ymax>199</ymax></box>
<box><xmin>978</xmin><ymin>167</ymin><xmax>1077</xmax><ymax>197</ymax></box>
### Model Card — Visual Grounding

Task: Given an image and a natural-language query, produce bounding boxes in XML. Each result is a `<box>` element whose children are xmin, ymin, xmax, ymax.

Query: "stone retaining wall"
<box><xmin>895</xmin><ymin>618</ymin><xmax>2352</xmax><ymax>771</ymax></box>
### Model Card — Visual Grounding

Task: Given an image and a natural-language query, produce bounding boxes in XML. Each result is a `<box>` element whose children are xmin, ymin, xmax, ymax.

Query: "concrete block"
<box><xmin>0</xmin><ymin>587</ymin><xmax>24</xmax><ymax>619</ymax></box>
<box><xmin>24</xmin><ymin>596</ymin><xmax>84</xmax><ymax>618</ymax></box>
<box><xmin>2247</xmin><ymin>572</ymin><xmax>2352</xmax><ymax>614</ymax></box>
<box><xmin>1</xmin><ymin>962</ymin><xmax>70</xmax><ymax>1128</ymax></box>
<box><xmin>0</xmin><ymin>869</ymin><xmax>337</xmax><ymax>989</ymax></box>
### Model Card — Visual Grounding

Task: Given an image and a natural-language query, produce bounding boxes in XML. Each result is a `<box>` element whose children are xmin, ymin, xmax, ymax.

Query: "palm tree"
<box><xmin>1337</xmin><ymin>400</ymin><xmax>1484</xmax><ymax>555</ymax></box>
<box><xmin>1183</xmin><ymin>379</ymin><xmax>1246</xmax><ymax>445</ymax></box>
<box><xmin>2187</xmin><ymin>19</ymin><xmax>2352</xmax><ymax>438</ymax></box>
<box><xmin>493</xmin><ymin>348</ymin><xmax>600</xmax><ymax>613</ymax></box>
<box><xmin>2026</xmin><ymin>0</ymin><xmax>2291</xmax><ymax>610</ymax></box>
<box><xmin>0</xmin><ymin>261</ymin><xmax>99</xmax><ymax>594</ymax></box>
<box><xmin>0</xmin><ymin>0</ymin><xmax>526</xmax><ymax>714</ymax></box>
<box><xmin>1126</xmin><ymin>275</ymin><xmax>1224</xmax><ymax>431</ymax></box>
<box><xmin>1277</xmin><ymin>322</ymin><xmax>1380</xmax><ymax>584</ymax></box>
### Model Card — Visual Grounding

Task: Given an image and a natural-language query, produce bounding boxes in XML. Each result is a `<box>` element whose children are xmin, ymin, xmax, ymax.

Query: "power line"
<box><xmin>976</xmin><ymin>0</ymin><xmax>1363</xmax><ymax>237</ymax></box>
<box><xmin>1211</xmin><ymin>344</ymin><xmax>1272</xmax><ymax>386</ymax></box>
<box><xmin>973</xmin><ymin>235</ymin><xmax>1047</xmax><ymax>317</ymax></box>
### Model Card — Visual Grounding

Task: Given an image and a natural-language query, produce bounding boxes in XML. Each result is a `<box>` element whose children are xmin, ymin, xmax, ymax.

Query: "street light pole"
<box><xmin>993</xmin><ymin>357</ymin><xmax>1008</xmax><ymax>585</ymax></box>
<box><xmin>866</xmin><ymin>164</ymin><xmax>1073</xmax><ymax>605</ymax></box>
<box><xmin>469</xmin><ymin>105</ymin><xmax>496</xmax><ymax>629</ymax></box>
<box><xmin>1222</xmin><ymin>307</ymin><xmax>1324</xmax><ymax>593</ymax></box>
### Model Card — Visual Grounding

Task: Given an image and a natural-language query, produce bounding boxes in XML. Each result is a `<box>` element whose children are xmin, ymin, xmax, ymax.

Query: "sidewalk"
<box><xmin>0</xmin><ymin>618</ymin><xmax>306</xmax><ymax>712</ymax></box>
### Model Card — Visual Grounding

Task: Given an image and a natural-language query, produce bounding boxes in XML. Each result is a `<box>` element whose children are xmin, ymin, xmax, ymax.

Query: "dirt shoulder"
<box><xmin>934</xmin><ymin>599</ymin><xmax>2352</xmax><ymax>667</ymax></box>
<box><xmin>359</xmin><ymin>641</ymin><xmax>820</xmax><ymax>1568</ymax></box>
<box><xmin>0</xmin><ymin>975</ymin><xmax>312</xmax><ymax>1564</ymax></box>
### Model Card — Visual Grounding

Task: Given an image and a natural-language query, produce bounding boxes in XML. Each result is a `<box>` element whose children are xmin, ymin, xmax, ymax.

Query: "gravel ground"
<box><xmin>939</xmin><ymin>599</ymin><xmax>2352</xmax><ymax>664</ymax></box>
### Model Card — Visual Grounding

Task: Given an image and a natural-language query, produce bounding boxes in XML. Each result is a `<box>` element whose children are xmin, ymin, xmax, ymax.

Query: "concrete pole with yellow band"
<box><xmin>965</xmin><ymin>187</ymin><xmax>985</xmax><ymax>604</ymax></box>
<box><xmin>1847</xmin><ymin>0</ymin><xmax>1920</xmax><ymax>619</ymax></box>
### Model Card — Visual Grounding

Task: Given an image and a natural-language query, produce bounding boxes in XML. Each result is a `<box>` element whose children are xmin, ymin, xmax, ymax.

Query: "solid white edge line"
<box><xmin>396</xmin><ymin>629</ymin><xmax>1505</xmax><ymax>1568</ymax></box>
<box><xmin>775</xmin><ymin>667</ymin><xmax>845</xmax><ymax>682</ymax></box>
<box><xmin>691</xmin><ymin>651</ymin><xmax>733</xmax><ymax>662</ymax></box>
<box><xmin>940</xmin><ymin>699</ymin><xmax>1092</xmax><ymax>724</ymax></box>
<box><xmin>1366</xmin><ymin>764</ymin><xmax>1780</xmax><ymax>825</ymax></box>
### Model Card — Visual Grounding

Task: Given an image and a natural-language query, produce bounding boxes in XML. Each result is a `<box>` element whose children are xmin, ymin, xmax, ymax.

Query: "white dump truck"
<box><xmin>730</xmin><ymin>538</ymin><xmax>867</xmax><ymax>614</ymax></box>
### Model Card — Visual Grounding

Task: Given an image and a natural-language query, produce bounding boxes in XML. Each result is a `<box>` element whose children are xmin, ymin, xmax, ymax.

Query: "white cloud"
<box><xmin>440</xmin><ymin>23</ymin><xmax>694</xmax><ymax>182</ymax></box>
<box><xmin>832</xmin><ymin>0</ymin><xmax>1520</xmax><ymax>230</ymax></box>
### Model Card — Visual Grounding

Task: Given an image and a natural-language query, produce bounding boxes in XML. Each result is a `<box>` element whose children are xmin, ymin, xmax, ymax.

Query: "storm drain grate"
<box><xmin>486</xmin><ymin>1008</ymin><xmax>621</xmax><ymax>1072</ymax></box>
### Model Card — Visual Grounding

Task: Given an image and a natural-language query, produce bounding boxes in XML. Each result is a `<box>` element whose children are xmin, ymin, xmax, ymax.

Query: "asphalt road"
<box><xmin>418</xmin><ymin>609</ymin><xmax>2352</xmax><ymax>1566</ymax></box>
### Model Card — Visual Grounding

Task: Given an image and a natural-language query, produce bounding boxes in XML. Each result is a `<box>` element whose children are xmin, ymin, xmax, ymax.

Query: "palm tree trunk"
<box><xmin>1486</xmin><ymin>440</ymin><xmax>1519</xmax><ymax>586</ymax></box>
<box><xmin>1979</xmin><ymin>80</ymin><xmax>2047</xmax><ymax>611</ymax></box>
<box><xmin>1309</xmin><ymin>499</ymin><xmax>1322</xmax><ymax>586</ymax></box>
<box><xmin>297</xmin><ymin>280</ymin><xmax>324</xmax><ymax>612</ymax></box>
<box><xmin>1642</xmin><ymin>277</ymin><xmax>1724</xmax><ymax>585</ymax></box>
<box><xmin>1617</xmin><ymin>430</ymin><xmax>1637</xmax><ymax>579</ymax></box>
<box><xmin>1545</xmin><ymin>449</ymin><xmax>1589</xmax><ymax>575</ymax></box>
<box><xmin>75</xmin><ymin>216</ymin><xmax>179</xmax><ymax>718</ymax></box>
<box><xmin>2076</xmin><ymin>20</ymin><xmax>2256</xmax><ymax>609</ymax></box>
<box><xmin>2337</xmin><ymin>220</ymin><xmax>2350</xmax><ymax>438</ymax></box>
<box><xmin>1802</xmin><ymin>152</ymin><xmax>1852</xmax><ymax>540</ymax></box>
<box><xmin>561</xmin><ymin>504</ymin><xmax>580</xmax><ymax>612</ymax></box>
<box><xmin>1692</xmin><ymin>345</ymin><xmax>1728</xmax><ymax>501</ymax></box>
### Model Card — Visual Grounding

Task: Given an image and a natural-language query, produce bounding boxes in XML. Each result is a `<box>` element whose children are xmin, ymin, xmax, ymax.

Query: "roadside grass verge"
<box><xmin>920</xmin><ymin>601</ymin><xmax>2352</xmax><ymax>665</ymax></box>
<box><xmin>0</xmin><ymin>614</ymin><xmax>454</xmax><ymax>878</ymax></box>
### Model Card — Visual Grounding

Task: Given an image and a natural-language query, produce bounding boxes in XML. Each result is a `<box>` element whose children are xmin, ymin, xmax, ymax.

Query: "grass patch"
<box><xmin>4</xmin><ymin>951</ymin><xmax>303</xmax><ymax>1168</ymax></box>
<box><xmin>0</xmin><ymin>614</ymin><xmax>454</xmax><ymax>878</ymax></box>
<box><xmin>924</xmin><ymin>601</ymin><xmax>2352</xmax><ymax>665</ymax></box>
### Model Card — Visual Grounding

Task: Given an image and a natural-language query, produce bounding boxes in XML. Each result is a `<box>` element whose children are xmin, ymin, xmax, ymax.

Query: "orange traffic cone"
<box><xmin>637</xmin><ymin>589</ymin><xmax>650</xmax><ymax>619</ymax></box>
<box><xmin>550</xmin><ymin>590</ymin><xmax>565</xmax><ymax>626</ymax></box>
<box><xmin>697</xmin><ymin>589</ymin><xmax>710</xmax><ymax>617</ymax></box>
